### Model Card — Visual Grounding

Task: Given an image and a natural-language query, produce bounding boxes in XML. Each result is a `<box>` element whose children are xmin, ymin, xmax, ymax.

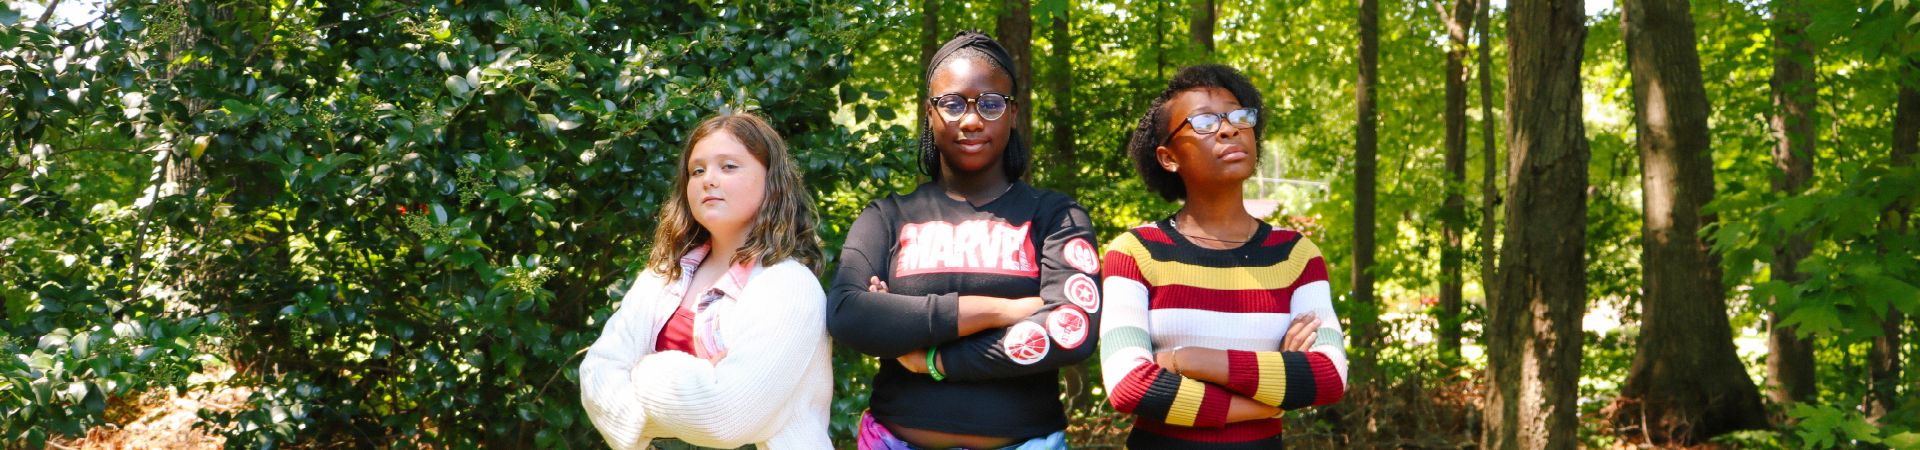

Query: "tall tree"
<box><xmin>1766</xmin><ymin>0</ymin><xmax>1819</xmax><ymax>411</ymax></box>
<box><xmin>919</xmin><ymin>0</ymin><xmax>942</xmax><ymax>149</ymax></box>
<box><xmin>1613</xmin><ymin>0</ymin><xmax>1770</xmax><ymax>442</ymax></box>
<box><xmin>1353</xmin><ymin>0</ymin><xmax>1382</xmax><ymax>385</ymax></box>
<box><xmin>1870</xmin><ymin>57</ymin><xmax>1918</xmax><ymax>420</ymax></box>
<box><xmin>1478</xmin><ymin>0</ymin><xmax>1500</xmax><ymax>316</ymax></box>
<box><xmin>1191</xmin><ymin>0</ymin><xmax>1215</xmax><ymax>57</ymax></box>
<box><xmin>1046</xmin><ymin>5</ymin><xmax>1076</xmax><ymax>196</ymax></box>
<box><xmin>1483</xmin><ymin>0</ymin><xmax>1589</xmax><ymax>446</ymax></box>
<box><xmin>998</xmin><ymin>0</ymin><xmax>1035</xmax><ymax>156</ymax></box>
<box><xmin>1437</xmin><ymin>0</ymin><xmax>1478</xmax><ymax>360</ymax></box>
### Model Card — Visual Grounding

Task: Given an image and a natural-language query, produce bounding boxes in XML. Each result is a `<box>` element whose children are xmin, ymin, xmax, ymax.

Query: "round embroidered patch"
<box><xmin>1063</xmin><ymin>237</ymin><xmax>1100</xmax><ymax>274</ymax></box>
<box><xmin>1046</xmin><ymin>305</ymin><xmax>1089</xmax><ymax>350</ymax></box>
<box><xmin>1064</xmin><ymin>273</ymin><xmax>1100</xmax><ymax>313</ymax></box>
<box><xmin>1003</xmin><ymin>321</ymin><xmax>1051</xmax><ymax>365</ymax></box>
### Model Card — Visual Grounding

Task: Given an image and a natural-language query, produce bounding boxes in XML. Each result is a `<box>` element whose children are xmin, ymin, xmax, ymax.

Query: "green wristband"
<box><xmin>927</xmin><ymin>346</ymin><xmax>945</xmax><ymax>381</ymax></box>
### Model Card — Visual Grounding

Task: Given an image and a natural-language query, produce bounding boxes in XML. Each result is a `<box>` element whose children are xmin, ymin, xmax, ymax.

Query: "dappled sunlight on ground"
<box><xmin>48</xmin><ymin>370</ymin><xmax>251</xmax><ymax>450</ymax></box>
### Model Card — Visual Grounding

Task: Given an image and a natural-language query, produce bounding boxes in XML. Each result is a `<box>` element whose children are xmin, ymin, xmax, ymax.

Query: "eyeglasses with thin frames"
<box><xmin>928</xmin><ymin>93</ymin><xmax>1014</xmax><ymax>122</ymax></box>
<box><xmin>1162</xmin><ymin>108</ymin><xmax>1258</xmax><ymax>146</ymax></box>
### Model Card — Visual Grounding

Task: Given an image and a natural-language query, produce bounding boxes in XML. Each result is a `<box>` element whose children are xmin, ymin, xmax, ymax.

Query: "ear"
<box><xmin>1156</xmin><ymin>145</ymin><xmax>1178</xmax><ymax>173</ymax></box>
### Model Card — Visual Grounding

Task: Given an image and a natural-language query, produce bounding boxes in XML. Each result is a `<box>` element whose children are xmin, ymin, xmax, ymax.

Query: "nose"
<box><xmin>958</xmin><ymin>108</ymin><xmax>987</xmax><ymax>132</ymax></box>
<box><xmin>1217</xmin><ymin>120</ymin><xmax>1242</xmax><ymax>140</ymax></box>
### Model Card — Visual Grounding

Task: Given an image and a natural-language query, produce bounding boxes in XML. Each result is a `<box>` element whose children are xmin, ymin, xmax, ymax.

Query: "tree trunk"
<box><xmin>1478</xmin><ymin>0</ymin><xmax>1500</xmax><ymax>322</ymax></box>
<box><xmin>1766</xmin><ymin>0</ymin><xmax>1819</xmax><ymax>412</ymax></box>
<box><xmin>1190</xmin><ymin>0</ymin><xmax>1215</xmax><ymax>57</ymax></box>
<box><xmin>919</xmin><ymin>0</ymin><xmax>941</xmax><ymax>147</ymax></box>
<box><xmin>1046</xmin><ymin>7</ymin><xmax>1076</xmax><ymax>197</ymax></box>
<box><xmin>1870</xmin><ymin>57</ymin><xmax>1918</xmax><ymax>422</ymax></box>
<box><xmin>1353</xmin><ymin>0</ymin><xmax>1381</xmax><ymax>387</ymax></box>
<box><xmin>1613</xmin><ymin>0</ymin><xmax>1770</xmax><ymax>443</ymax></box>
<box><xmin>1438</xmin><ymin>0</ymin><xmax>1477</xmax><ymax>361</ymax></box>
<box><xmin>1482</xmin><ymin>0</ymin><xmax>1588</xmax><ymax>445</ymax></box>
<box><xmin>997</xmin><ymin>0</ymin><xmax>1034</xmax><ymax>162</ymax></box>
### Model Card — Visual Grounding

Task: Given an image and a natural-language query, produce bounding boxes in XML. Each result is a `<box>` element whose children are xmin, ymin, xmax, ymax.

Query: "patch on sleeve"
<box><xmin>1065</xmin><ymin>273</ymin><xmax>1101</xmax><ymax>313</ymax></box>
<box><xmin>1004</xmin><ymin>321</ymin><xmax>1052</xmax><ymax>365</ymax></box>
<box><xmin>1064</xmin><ymin>237</ymin><xmax>1100</xmax><ymax>274</ymax></box>
<box><xmin>1046</xmin><ymin>305</ymin><xmax>1090</xmax><ymax>350</ymax></box>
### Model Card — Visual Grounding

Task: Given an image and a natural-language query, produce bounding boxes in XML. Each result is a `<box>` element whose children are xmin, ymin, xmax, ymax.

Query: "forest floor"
<box><xmin>47</xmin><ymin>370</ymin><xmax>248</xmax><ymax>450</ymax></box>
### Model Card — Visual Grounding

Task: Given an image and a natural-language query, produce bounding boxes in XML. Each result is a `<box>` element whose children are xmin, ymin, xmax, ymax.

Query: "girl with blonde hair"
<box><xmin>582</xmin><ymin>112</ymin><xmax>833</xmax><ymax>450</ymax></box>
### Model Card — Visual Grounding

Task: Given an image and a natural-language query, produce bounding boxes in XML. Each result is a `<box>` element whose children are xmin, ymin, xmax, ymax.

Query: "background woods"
<box><xmin>2</xmin><ymin>0</ymin><xmax>1918</xmax><ymax>448</ymax></box>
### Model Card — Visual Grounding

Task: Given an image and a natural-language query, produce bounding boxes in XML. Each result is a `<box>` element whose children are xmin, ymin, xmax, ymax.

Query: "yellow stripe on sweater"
<box><xmin>1164</xmin><ymin>378</ymin><xmax>1209</xmax><ymax>427</ymax></box>
<box><xmin>1136</xmin><ymin>239</ymin><xmax>1323</xmax><ymax>291</ymax></box>
<box><xmin>1251</xmin><ymin>352</ymin><xmax>1289</xmax><ymax>406</ymax></box>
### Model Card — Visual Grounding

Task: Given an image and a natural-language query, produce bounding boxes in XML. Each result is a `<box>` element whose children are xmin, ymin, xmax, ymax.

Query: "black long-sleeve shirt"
<box><xmin>828</xmin><ymin>181</ymin><xmax>1103</xmax><ymax>438</ymax></box>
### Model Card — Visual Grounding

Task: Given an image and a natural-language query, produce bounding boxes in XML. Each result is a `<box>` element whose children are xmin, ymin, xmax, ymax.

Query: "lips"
<box><xmin>1219</xmin><ymin>145</ymin><xmax>1249</xmax><ymax>162</ymax></box>
<box><xmin>955</xmin><ymin>138</ymin><xmax>990</xmax><ymax>154</ymax></box>
<box><xmin>702</xmin><ymin>196</ymin><xmax>723</xmax><ymax>204</ymax></box>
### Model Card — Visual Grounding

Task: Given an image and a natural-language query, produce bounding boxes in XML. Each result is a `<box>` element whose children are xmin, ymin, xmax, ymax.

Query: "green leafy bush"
<box><xmin>3</xmin><ymin>0</ymin><xmax>915</xmax><ymax>447</ymax></box>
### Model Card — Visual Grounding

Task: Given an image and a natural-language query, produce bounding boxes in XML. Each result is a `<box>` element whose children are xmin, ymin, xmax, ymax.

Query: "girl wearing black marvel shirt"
<box><xmin>827</xmin><ymin>31</ymin><xmax>1100</xmax><ymax>450</ymax></box>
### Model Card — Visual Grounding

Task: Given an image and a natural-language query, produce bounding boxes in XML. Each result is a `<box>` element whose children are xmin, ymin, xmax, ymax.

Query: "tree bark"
<box><xmin>1046</xmin><ymin>7</ymin><xmax>1076</xmax><ymax>197</ymax></box>
<box><xmin>1190</xmin><ymin>0</ymin><xmax>1215</xmax><ymax>57</ymax></box>
<box><xmin>1438</xmin><ymin>0</ymin><xmax>1478</xmax><ymax>361</ymax></box>
<box><xmin>1478</xmin><ymin>0</ymin><xmax>1500</xmax><ymax>321</ymax></box>
<box><xmin>998</xmin><ymin>0</ymin><xmax>1035</xmax><ymax>161</ymax></box>
<box><xmin>1154</xmin><ymin>1</ymin><xmax>1167</xmax><ymax>78</ymax></box>
<box><xmin>1766</xmin><ymin>0</ymin><xmax>1819</xmax><ymax>412</ymax></box>
<box><xmin>1353</xmin><ymin>0</ymin><xmax>1381</xmax><ymax>387</ymax></box>
<box><xmin>1870</xmin><ymin>57</ymin><xmax>1918</xmax><ymax>422</ymax></box>
<box><xmin>919</xmin><ymin>0</ymin><xmax>941</xmax><ymax>145</ymax></box>
<box><xmin>1613</xmin><ymin>0</ymin><xmax>1770</xmax><ymax>442</ymax></box>
<box><xmin>1482</xmin><ymin>0</ymin><xmax>1588</xmax><ymax>446</ymax></box>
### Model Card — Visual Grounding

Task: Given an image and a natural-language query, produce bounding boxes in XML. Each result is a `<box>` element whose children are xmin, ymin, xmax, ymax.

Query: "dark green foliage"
<box><xmin>3</xmin><ymin>0</ymin><xmax>914</xmax><ymax>447</ymax></box>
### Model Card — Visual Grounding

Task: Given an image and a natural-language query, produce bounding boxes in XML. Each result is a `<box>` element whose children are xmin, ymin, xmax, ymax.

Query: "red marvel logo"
<box><xmin>1063</xmin><ymin>237</ymin><xmax>1099</xmax><ymax>274</ymax></box>
<box><xmin>894</xmin><ymin>220</ymin><xmax>1038</xmax><ymax>277</ymax></box>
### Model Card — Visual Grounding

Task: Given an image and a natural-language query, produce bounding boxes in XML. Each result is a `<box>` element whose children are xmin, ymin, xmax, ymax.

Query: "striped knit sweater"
<box><xmin>1098</xmin><ymin>219</ymin><xmax>1348</xmax><ymax>446</ymax></box>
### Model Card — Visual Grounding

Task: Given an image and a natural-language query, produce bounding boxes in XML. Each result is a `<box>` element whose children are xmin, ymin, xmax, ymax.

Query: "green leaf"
<box><xmin>446</xmin><ymin>75</ymin><xmax>472</xmax><ymax>100</ymax></box>
<box><xmin>1885</xmin><ymin>432</ymin><xmax>1920</xmax><ymax>450</ymax></box>
<box><xmin>424</xmin><ymin>242</ymin><xmax>449</xmax><ymax>260</ymax></box>
<box><xmin>1841</xmin><ymin>415</ymin><xmax>1884</xmax><ymax>443</ymax></box>
<box><xmin>538</xmin><ymin>114</ymin><xmax>562</xmax><ymax>135</ymax></box>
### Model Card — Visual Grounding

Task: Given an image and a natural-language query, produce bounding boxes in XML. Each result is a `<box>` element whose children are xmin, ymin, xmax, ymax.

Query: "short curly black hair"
<box><xmin>1127</xmin><ymin>64</ymin><xmax>1265</xmax><ymax>202</ymax></box>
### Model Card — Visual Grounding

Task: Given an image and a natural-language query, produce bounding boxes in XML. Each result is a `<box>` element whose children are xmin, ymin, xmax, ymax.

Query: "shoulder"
<box><xmin>1259</xmin><ymin>226</ymin><xmax>1320</xmax><ymax>254</ymax></box>
<box><xmin>744</xmin><ymin>260</ymin><xmax>826</xmax><ymax>300</ymax></box>
<box><xmin>856</xmin><ymin>182</ymin><xmax>938</xmax><ymax>220</ymax></box>
<box><xmin>1020</xmin><ymin>183</ymin><xmax>1087</xmax><ymax>212</ymax></box>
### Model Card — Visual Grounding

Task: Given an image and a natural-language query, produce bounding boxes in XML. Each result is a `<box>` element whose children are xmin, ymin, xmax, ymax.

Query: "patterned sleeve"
<box><xmin>1097</xmin><ymin>233</ymin><xmax>1233</xmax><ymax>428</ymax></box>
<box><xmin>1220</xmin><ymin>238</ymin><xmax>1347</xmax><ymax>410</ymax></box>
<box><xmin>937</xmin><ymin>200</ymin><xmax>1103</xmax><ymax>380</ymax></box>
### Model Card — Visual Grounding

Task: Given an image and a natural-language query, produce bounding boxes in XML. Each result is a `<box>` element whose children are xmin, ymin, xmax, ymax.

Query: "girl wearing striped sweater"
<box><xmin>1098</xmin><ymin>65</ymin><xmax>1349</xmax><ymax>450</ymax></box>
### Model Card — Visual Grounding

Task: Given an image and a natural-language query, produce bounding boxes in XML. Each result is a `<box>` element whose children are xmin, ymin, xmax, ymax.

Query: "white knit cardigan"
<box><xmin>580</xmin><ymin>259</ymin><xmax>834</xmax><ymax>450</ymax></box>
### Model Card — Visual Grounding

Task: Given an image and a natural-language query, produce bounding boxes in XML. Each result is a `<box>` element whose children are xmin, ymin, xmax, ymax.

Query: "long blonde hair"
<box><xmin>646</xmin><ymin>112</ymin><xmax>823</xmax><ymax>280</ymax></box>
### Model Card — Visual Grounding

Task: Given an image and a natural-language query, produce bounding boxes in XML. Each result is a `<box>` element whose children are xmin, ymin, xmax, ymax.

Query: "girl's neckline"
<box><xmin>933</xmin><ymin>180</ymin><xmax>1023</xmax><ymax>209</ymax></box>
<box><xmin>1158</xmin><ymin>216</ymin><xmax>1271</xmax><ymax>252</ymax></box>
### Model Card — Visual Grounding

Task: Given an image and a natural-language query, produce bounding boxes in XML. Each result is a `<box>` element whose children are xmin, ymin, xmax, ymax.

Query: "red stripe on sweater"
<box><xmin>1135</xmin><ymin>226</ymin><xmax>1176</xmax><ymax>245</ymax></box>
<box><xmin>1262</xmin><ymin>229</ymin><xmax>1300</xmax><ymax>246</ymax></box>
<box><xmin>1193</xmin><ymin>384</ymin><xmax>1233</xmax><ymax>428</ymax></box>
<box><xmin>1103</xmin><ymin>250</ymin><xmax>1146</xmax><ymax>285</ymax></box>
<box><xmin>1224</xmin><ymin>350</ymin><xmax>1263</xmax><ymax>397</ymax></box>
<box><xmin>1134</xmin><ymin>417</ymin><xmax>1284</xmax><ymax>443</ymax></box>
<box><xmin>1148</xmin><ymin>285</ymin><xmax>1297</xmax><ymax>314</ymax></box>
<box><xmin>1308</xmin><ymin>351</ymin><xmax>1346</xmax><ymax>406</ymax></box>
<box><xmin>1108</xmin><ymin>362</ymin><xmax>1161</xmax><ymax>414</ymax></box>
